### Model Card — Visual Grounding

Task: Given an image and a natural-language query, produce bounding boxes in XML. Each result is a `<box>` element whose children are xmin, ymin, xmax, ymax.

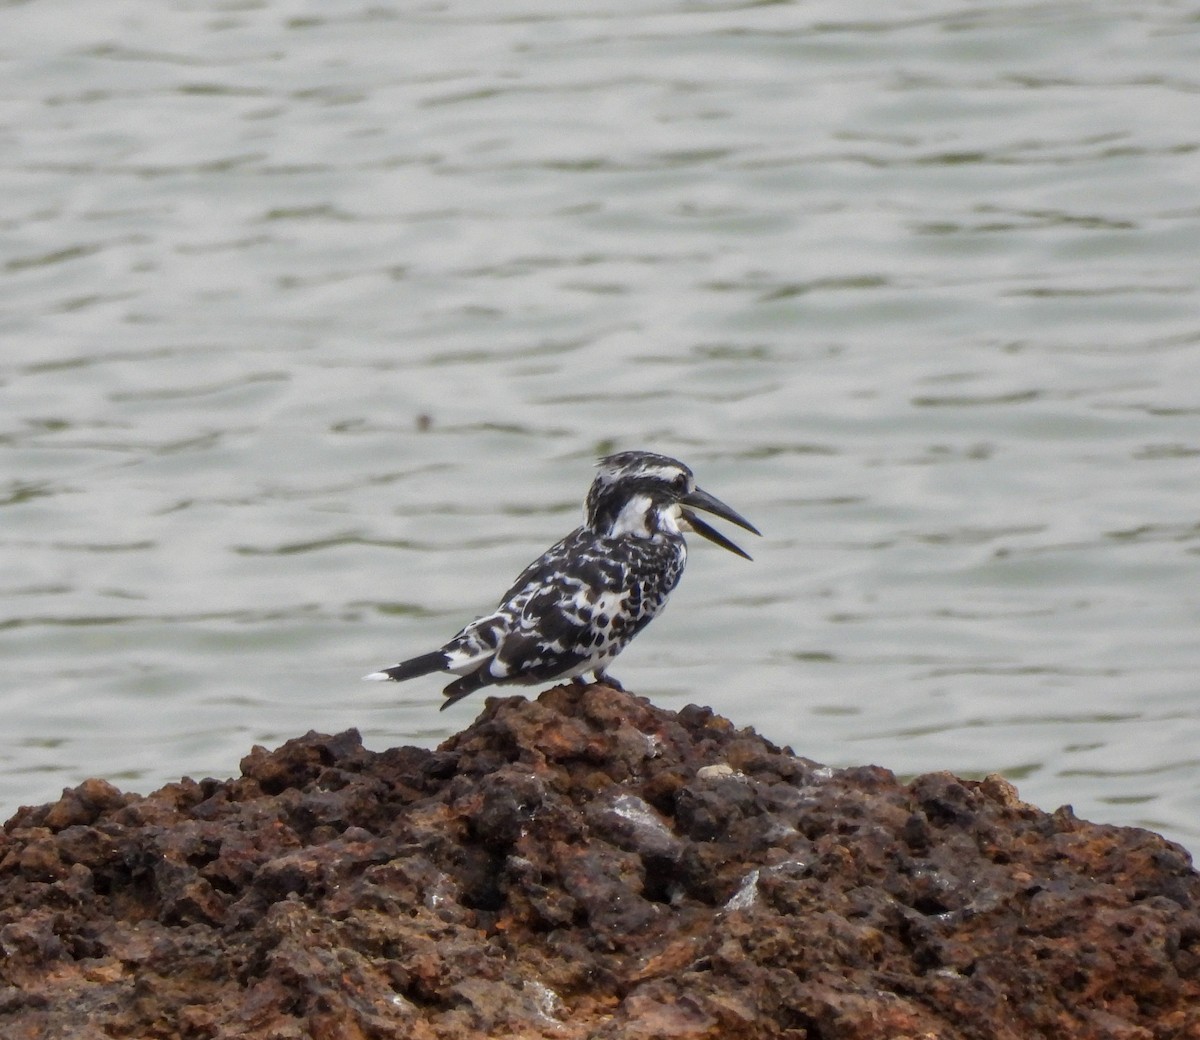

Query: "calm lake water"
<box><xmin>3</xmin><ymin>0</ymin><xmax>1200</xmax><ymax>850</ymax></box>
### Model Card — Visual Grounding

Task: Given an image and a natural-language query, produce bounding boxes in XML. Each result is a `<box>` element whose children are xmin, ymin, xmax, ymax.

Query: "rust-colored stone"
<box><xmin>1</xmin><ymin>684</ymin><xmax>1198</xmax><ymax>1039</ymax></box>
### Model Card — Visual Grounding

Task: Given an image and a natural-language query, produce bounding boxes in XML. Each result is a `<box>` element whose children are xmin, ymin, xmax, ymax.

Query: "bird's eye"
<box><xmin>673</xmin><ymin>473</ymin><xmax>689</xmax><ymax>492</ymax></box>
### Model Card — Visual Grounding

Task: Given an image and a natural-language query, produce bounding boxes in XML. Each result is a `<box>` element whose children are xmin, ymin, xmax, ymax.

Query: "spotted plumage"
<box><xmin>365</xmin><ymin>451</ymin><xmax>760</xmax><ymax>710</ymax></box>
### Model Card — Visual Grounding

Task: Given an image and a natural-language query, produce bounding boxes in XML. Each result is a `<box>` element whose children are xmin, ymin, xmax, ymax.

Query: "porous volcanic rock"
<box><xmin>1</xmin><ymin>684</ymin><xmax>1198</xmax><ymax>1039</ymax></box>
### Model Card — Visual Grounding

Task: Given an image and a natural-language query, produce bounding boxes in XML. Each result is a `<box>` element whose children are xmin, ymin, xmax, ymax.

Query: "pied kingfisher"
<box><xmin>365</xmin><ymin>450</ymin><xmax>760</xmax><ymax>710</ymax></box>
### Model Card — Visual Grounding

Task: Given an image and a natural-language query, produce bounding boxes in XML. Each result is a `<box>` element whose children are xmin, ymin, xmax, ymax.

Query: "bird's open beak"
<box><xmin>680</xmin><ymin>486</ymin><xmax>761</xmax><ymax>561</ymax></box>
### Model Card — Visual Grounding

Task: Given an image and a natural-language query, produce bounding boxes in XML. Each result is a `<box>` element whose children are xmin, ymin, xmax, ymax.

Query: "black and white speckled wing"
<box><xmin>436</xmin><ymin>526</ymin><xmax>686</xmax><ymax>706</ymax></box>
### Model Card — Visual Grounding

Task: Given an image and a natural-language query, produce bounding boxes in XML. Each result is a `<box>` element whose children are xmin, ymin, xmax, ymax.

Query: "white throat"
<box><xmin>607</xmin><ymin>496</ymin><xmax>683</xmax><ymax>540</ymax></box>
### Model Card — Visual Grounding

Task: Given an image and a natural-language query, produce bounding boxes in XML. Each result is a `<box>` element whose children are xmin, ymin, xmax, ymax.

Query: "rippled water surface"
<box><xmin>3</xmin><ymin>0</ymin><xmax>1200</xmax><ymax>848</ymax></box>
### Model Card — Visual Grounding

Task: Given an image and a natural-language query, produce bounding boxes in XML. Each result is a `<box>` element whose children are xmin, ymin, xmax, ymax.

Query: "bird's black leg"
<box><xmin>594</xmin><ymin>670</ymin><xmax>625</xmax><ymax>692</ymax></box>
<box><xmin>571</xmin><ymin>676</ymin><xmax>589</xmax><ymax>687</ymax></box>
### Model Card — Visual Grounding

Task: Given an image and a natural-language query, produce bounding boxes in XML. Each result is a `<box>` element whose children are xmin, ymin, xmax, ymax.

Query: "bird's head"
<box><xmin>584</xmin><ymin>451</ymin><xmax>761</xmax><ymax>559</ymax></box>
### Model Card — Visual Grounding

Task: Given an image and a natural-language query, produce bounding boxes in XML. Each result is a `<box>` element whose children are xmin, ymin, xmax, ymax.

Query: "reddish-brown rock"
<box><xmin>1</xmin><ymin>684</ymin><xmax>1198</xmax><ymax>1039</ymax></box>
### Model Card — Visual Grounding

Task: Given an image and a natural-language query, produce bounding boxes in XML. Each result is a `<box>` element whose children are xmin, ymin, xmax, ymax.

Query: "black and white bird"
<box><xmin>364</xmin><ymin>451</ymin><xmax>760</xmax><ymax>710</ymax></box>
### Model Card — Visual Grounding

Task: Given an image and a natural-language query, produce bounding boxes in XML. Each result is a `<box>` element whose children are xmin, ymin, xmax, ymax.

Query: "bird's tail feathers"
<box><xmin>439</xmin><ymin>668</ymin><xmax>494</xmax><ymax>711</ymax></box>
<box><xmin>363</xmin><ymin>650</ymin><xmax>448</xmax><ymax>683</ymax></box>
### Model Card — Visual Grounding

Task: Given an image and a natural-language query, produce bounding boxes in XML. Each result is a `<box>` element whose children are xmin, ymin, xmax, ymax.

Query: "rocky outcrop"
<box><xmin>1</xmin><ymin>683</ymin><xmax>1198</xmax><ymax>1039</ymax></box>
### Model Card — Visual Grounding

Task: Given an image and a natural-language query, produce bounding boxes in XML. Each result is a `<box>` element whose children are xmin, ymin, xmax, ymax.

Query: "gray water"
<box><xmin>3</xmin><ymin>0</ymin><xmax>1199</xmax><ymax>850</ymax></box>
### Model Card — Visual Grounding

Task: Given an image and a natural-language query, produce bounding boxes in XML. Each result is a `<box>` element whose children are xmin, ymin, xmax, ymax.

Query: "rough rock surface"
<box><xmin>1</xmin><ymin>684</ymin><xmax>1198</xmax><ymax>1039</ymax></box>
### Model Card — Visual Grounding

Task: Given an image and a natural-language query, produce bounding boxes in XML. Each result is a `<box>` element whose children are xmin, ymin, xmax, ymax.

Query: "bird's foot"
<box><xmin>594</xmin><ymin>670</ymin><xmax>625</xmax><ymax>692</ymax></box>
